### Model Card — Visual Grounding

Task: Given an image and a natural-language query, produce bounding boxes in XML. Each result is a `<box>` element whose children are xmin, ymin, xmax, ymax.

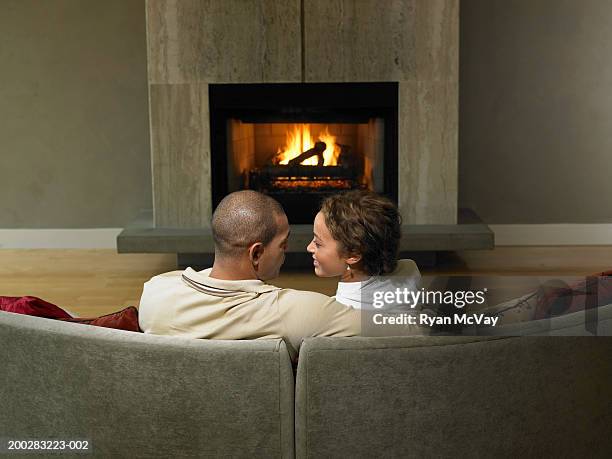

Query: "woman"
<box><xmin>307</xmin><ymin>190</ymin><xmax>421</xmax><ymax>310</ymax></box>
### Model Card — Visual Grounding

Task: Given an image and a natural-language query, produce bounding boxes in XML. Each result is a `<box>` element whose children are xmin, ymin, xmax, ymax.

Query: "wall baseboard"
<box><xmin>0</xmin><ymin>229</ymin><xmax>122</xmax><ymax>249</ymax></box>
<box><xmin>1</xmin><ymin>225</ymin><xmax>611</xmax><ymax>249</ymax></box>
<box><xmin>490</xmin><ymin>224</ymin><xmax>612</xmax><ymax>246</ymax></box>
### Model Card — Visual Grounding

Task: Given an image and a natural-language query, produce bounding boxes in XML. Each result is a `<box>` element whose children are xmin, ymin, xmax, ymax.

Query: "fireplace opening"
<box><xmin>210</xmin><ymin>83</ymin><xmax>398</xmax><ymax>223</ymax></box>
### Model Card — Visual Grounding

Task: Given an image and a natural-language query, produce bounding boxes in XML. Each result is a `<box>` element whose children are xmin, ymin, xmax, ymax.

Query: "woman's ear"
<box><xmin>345</xmin><ymin>254</ymin><xmax>362</xmax><ymax>266</ymax></box>
<box><xmin>249</xmin><ymin>242</ymin><xmax>264</xmax><ymax>267</ymax></box>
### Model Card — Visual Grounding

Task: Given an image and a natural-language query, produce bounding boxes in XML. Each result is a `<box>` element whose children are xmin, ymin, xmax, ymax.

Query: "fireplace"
<box><xmin>118</xmin><ymin>0</ymin><xmax>483</xmax><ymax>261</ymax></box>
<box><xmin>119</xmin><ymin>0</ymin><xmax>494</xmax><ymax>264</ymax></box>
<box><xmin>209</xmin><ymin>83</ymin><xmax>398</xmax><ymax>223</ymax></box>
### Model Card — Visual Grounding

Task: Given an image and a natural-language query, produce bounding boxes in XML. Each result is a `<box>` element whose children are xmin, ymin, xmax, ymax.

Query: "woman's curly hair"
<box><xmin>320</xmin><ymin>190</ymin><xmax>401</xmax><ymax>276</ymax></box>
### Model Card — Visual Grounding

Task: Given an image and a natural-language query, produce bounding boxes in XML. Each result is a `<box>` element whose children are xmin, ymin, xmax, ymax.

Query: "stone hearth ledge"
<box><xmin>117</xmin><ymin>209</ymin><xmax>493</xmax><ymax>255</ymax></box>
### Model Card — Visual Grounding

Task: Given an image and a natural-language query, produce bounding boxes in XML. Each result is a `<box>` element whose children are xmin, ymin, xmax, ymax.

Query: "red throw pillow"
<box><xmin>0</xmin><ymin>296</ymin><xmax>72</xmax><ymax>319</ymax></box>
<box><xmin>59</xmin><ymin>306</ymin><xmax>141</xmax><ymax>332</ymax></box>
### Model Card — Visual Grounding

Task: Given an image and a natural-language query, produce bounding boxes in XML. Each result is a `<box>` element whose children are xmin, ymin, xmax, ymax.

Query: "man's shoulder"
<box><xmin>146</xmin><ymin>270</ymin><xmax>184</xmax><ymax>283</ymax></box>
<box><xmin>276</xmin><ymin>287</ymin><xmax>353</xmax><ymax>312</ymax></box>
<box><xmin>141</xmin><ymin>270</ymin><xmax>187</xmax><ymax>303</ymax></box>
<box><xmin>275</xmin><ymin>287</ymin><xmax>361</xmax><ymax>344</ymax></box>
<box><xmin>276</xmin><ymin>287</ymin><xmax>331</xmax><ymax>302</ymax></box>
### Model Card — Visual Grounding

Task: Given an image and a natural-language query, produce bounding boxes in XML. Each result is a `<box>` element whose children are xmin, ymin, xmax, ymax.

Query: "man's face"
<box><xmin>257</xmin><ymin>212</ymin><xmax>290</xmax><ymax>280</ymax></box>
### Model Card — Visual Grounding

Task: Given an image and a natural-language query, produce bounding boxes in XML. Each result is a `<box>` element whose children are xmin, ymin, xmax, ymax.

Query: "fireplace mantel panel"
<box><xmin>304</xmin><ymin>0</ymin><xmax>417</xmax><ymax>82</ymax></box>
<box><xmin>150</xmin><ymin>83</ymin><xmax>212</xmax><ymax>228</ymax></box>
<box><xmin>146</xmin><ymin>0</ymin><xmax>302</xmax><ymax>84</ymax></box>
<box><xmin>400</xmin><ymin>79</ymin><xmax>458</xmax><ymax>224</ymax></box>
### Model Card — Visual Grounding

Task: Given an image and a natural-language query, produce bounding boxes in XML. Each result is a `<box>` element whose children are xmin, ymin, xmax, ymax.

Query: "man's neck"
<box><xmin>209</xmin><ymin>258</ymin><xmax>258</xmax><ymax>281</ymax></box>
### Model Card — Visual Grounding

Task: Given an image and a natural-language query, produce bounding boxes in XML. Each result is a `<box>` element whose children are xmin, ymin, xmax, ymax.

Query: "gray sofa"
<box><xmin>2</xmin><ymin>310</ymin><xmax>612</xmax><ymax>458</ymax></box>
<box><xmin>0</xmin><ymin>311</ymin><xmax>294</xmax><ymax>458</ymax></box>
<box><xmin>296</xmin><ymin>335</ymin><xmax>612</xmax><ymax>458</ymax></box>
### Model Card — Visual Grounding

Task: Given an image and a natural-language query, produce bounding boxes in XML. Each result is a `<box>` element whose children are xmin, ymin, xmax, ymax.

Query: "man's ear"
<box><xmin>249</xmin><ymin>242</ymin><xmax>264</xmax><ymax>266</ymax></box>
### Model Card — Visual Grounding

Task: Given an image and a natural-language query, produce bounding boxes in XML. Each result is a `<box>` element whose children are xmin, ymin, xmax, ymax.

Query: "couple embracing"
<box><xmin>139</xmin><ymin>190</ymin><xmax>421</xmax><ymax>355</ymax></box>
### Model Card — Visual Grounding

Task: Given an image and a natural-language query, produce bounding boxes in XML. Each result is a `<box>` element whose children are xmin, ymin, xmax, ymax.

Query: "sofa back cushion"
<box><xmin>0</xmin><ymin>311</ymin><xmax>295</xmax><ymax>458</ymax></box>
<box><xmin>295</xmin><ymin>336</ymin><xmax>612</xmax><ymax>458</ymax></box>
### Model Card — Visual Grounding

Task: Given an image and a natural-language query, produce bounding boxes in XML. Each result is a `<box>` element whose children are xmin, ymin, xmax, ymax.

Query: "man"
<box><xmin>139</xmin><ymin>190</ymin><xmax>361</xmax><ymax>355</ymax></box>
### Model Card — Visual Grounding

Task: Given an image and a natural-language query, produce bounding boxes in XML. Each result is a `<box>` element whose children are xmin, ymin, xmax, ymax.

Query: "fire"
<box><xmin>276</xmin><ymin>124</ymin><xmax>341</xmax><ymax>166</ymax></box>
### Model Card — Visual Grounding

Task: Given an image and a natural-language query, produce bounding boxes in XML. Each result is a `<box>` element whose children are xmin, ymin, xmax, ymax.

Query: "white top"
<box><xmin>335</xmin><ymin>259</ymin><xmax>422</xmax><ymax>310</ymax></box>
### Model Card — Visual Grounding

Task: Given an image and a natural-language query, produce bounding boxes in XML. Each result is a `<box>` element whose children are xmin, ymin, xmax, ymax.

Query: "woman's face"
<box><xmin>306</xmin><ymin>212</ymin><xmax>348</xmax><ymax>277</ymax></box>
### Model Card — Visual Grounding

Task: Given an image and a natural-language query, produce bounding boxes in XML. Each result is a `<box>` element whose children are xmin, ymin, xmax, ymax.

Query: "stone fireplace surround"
<box><xmin>118</xmin><ymin>0</ymin><xmax>493</xmax><ymax>261</ymax></box>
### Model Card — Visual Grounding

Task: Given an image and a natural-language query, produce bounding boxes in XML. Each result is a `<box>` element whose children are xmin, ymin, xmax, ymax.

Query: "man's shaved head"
<box><xmin>212</xmin><ymin>190</ymin><xmax>286</xmax><ymax>257</ymax></box>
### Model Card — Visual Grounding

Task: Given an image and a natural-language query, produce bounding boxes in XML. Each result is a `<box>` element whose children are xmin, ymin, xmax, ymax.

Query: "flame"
<box><xmin>276</xmin><ymin>124</ymin><xmax>341</xmax><ymax>166</ymax></box>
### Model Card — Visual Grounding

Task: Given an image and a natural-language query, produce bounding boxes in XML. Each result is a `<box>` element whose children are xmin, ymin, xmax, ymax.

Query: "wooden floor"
<box><xmin>1</xmin><ymin>247</ymin><xmax>611</xmax><ymax>317</ymax></box>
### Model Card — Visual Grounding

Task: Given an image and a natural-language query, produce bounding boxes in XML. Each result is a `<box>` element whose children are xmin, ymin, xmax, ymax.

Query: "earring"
<box><xmin>346</xmin><ymin>264</ymin><xmax>352</xmax><ymax>274</ymax></box>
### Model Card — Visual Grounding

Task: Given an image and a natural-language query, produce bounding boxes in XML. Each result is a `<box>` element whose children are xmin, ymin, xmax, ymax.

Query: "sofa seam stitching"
<box><xmin>278</xmin><ymin>344</ymin><xmax>283</xmax><ymax>458</ymax></box>
<box><xmin>305</xmin><ymin>348</ymin><xmax>309</xmax><ymax>458</ymax></box>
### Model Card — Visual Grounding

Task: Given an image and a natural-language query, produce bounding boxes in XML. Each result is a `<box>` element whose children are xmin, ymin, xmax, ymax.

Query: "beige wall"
<box><xmin>460</xmin><ymin>0</ymin><xmax>612</xmax><ymax>223</ymax></box>
<box><xmin>0</xmin><ymin>0</ymin><xmax>151</xmax><ymax>228</ymax></box>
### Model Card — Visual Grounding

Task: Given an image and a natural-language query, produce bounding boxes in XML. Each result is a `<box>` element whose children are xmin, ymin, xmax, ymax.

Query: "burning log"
<box><xmin>287</xmin><ymin>141</ymin><xmax>326</xmax><ymax>166</ymax></box>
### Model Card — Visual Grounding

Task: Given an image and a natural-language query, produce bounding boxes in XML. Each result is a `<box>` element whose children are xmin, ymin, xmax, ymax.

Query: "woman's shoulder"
<box><xmin>361</xmin><ymin>259</ymin><xmax>421</xmax><ymax>291</ymax></box>
<box><xmin>392</xmin><ymin>259</ymin><xmax>421</xmax><ymax>278</ymax></box>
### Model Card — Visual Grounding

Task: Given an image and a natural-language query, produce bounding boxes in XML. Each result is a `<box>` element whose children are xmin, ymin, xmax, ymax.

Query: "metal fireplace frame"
<box><xmin>209</xmin><ymin>82</ymin><xmax>399</xmax><ymax>220</ymax></box>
